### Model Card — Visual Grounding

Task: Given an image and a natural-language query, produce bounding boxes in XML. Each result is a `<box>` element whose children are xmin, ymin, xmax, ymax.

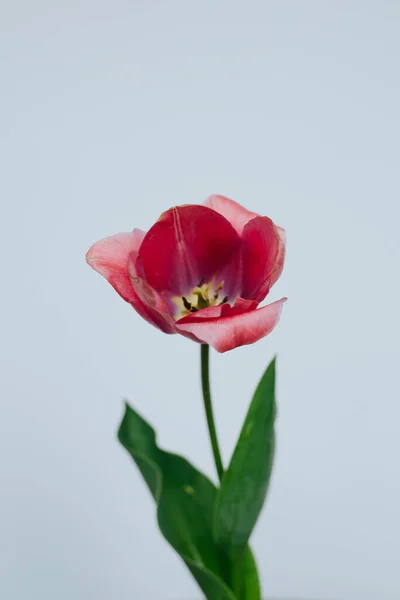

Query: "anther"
<box><xmin>182</xmin><ymin>297</ymin><xmax>192</xmax><ymax>311</ymax></box>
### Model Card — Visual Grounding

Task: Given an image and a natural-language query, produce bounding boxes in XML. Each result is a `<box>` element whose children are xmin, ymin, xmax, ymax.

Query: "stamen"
<box><xmin>176</xmin><ymin>279</ymin><xmax>230</xmax><ymax>320</ymax></box>
<box><xmin>195</xmin><ymin>292</ymin><xmax>208</xmax><ymax>310</ymax></box>
<box><xmin>214</xmin><ymin>281</ymin><xmax>224</xmax><ymax>300</ymax></box>
<box><xmin>182</xmin><ymin>297</ymin><xmax>192</xmax><ymax>311</ymax></box>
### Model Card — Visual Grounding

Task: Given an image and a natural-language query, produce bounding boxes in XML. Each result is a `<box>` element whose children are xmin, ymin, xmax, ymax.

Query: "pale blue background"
<box><xmin>1</xmin><ymin>1</ymin><xmax>399</xmax><ymax>599</ymax></box>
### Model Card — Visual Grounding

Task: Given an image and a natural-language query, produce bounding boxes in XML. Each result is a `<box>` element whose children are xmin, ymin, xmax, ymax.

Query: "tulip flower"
<box><xmin>86</xmin><ymin>194</ymin><xmax>288</xmax><ymax>599</ymax></box>
<box><xmin>86</xmin><ymin>195</ymin><xmax>286</xmax><ymax>352</ymax></box>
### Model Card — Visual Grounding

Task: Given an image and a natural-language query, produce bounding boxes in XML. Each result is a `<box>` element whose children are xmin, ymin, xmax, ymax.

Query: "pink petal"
<box><xmin>176</xmin><ymin>298</ymin><xmax>287</xmax><ymax>353</ymax></box>
<box><xmin>128</xmin><ymin>254</ymin><xmax>176</xmax><ymax>334</ymax></box>
<box><xmin>176</xmin><ymin>298</ymin><xmax>258</xmax><ymax>321</ymax></box>
<box><xmin>241</xmin><ymin>217</ymin><xmax>281</xmax><ymax>303</ymax></box>
<box><xmin>86</xmin><ymin>230</ymin><xmax>145</xmax><ymax>303</ymax></box>
<box><xmin>137</xmin><ymin>205</ymin><xmax>241</xmax><ymax>295</ymax></box>
<box><xmin>204</xmin><ymin>195</ymin><xmax>259</xmax><ymax>235</ymax></box>
<box><xmin>276</xmin><ymin>226</ymin><xmax>287</xmax><ymax>245</ymax></box>
<box><xmin>179</xmin><ymin>304</ymin><xmax>226</xmax><ymax>320</ymax></box>
<box><xmin>86</xmin><ymin>231</ymin><xmax>175</xmax><ymax>334</ymax></box>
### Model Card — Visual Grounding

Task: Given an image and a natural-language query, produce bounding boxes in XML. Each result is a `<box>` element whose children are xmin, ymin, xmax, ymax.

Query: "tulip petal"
<box><xmin>128</xmin><ymin>255</ymin><xmax>177</xmax><ymax>334</ymax></box>
<box><xmin>210</xmin><ymin>244</ymin><xmax>243</xmax><ymax>305</ymax></box>
<box><xmin>204</xmin><ymin>195</ymin><xmax>259</xmax><ymax>235</ymax></box>
<box><xmin>175</xmin><ymin>298</ymin><xmax>258</xmax><ymax>321</ymax></box>
<box><xmin>276</xmin><ymin>226</ymin><xmax>287</xmax><ymax>245</ymax></box>
<box><xmin>137</xmin><ymin>205</ymin><xmax>241</xmax><ymax>295</ymax></box>
<box><xmin>233</xmin><ymin>296</ymin><xmax>259</xmax><ymax>311</ymax></box>
<box><xmin>176</xmin><ymin>298</ymin><xmax>287</xmax><ymax>353</ymax></box>
<box><xmin>271</xmin><ymin>226</ymin><xmax>286</xmax><ymax>287</ymax></box>
<box><xmin>86</xmin><ymin>230</ymin><xmax>145</xmax><ymax>303</ymax></box>
<box><xmin>86</xmin><ymin>231</ymin><xmax>176</xmax><ymax>333</ymax></box>
<box><xmin>241</xmin><ymin>217</ymin><xmax>281</xmax><ymax>303</ymax></box>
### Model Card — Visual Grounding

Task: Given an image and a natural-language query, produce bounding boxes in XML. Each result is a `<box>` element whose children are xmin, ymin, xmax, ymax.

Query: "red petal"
<box><xmin>241</xmin><ymin>217</ymin><xmax>281</xmax><ymax>302</ymax></box>
<box><xmin>204</xmin><ymin>195</ymin><xmax>259</xmax><ymax>234</ymax></box>
<box><xmin>137</xmin><ymin>205</ymin><xmax>241</xmax><ymax>295</ymax></box>
<box><xmin>233</xmin><ymin>296</ymin><xmax>259</xmax><ymax>311</ymax></box>
<box><xmin>128</xmin><ymin>255</ymin><xmax>176</xmax><ymax>334</ymax></box>
<box><xmin>210</xmin><ymin>244</ymin><xmax>243</xmax><ymax>304</ymax></box>
<box><xmin>176</xmin><ymin>298</ymin><xmax>287</xmax><ymax>353</ymax></box>
<box><xmin>271</xmin><ymin>226</ymin><xmax>286</xmax><ymax>287</ymax></box>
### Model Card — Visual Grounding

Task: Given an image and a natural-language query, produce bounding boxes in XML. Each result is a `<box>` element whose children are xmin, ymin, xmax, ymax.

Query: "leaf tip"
<box><xmin>117</xmin><ymin>400</ymin><xmax>133</xmax><ymax>443</ymax></box>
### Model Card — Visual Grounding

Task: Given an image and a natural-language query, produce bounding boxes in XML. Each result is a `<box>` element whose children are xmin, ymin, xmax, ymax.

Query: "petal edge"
<box><xmin>86</xmin><ymin>230</ymin><xmax>145</xmax><ymax>303</ymax></box>
<box><xmin>204</xmin><ymin>195</ymin><xmax>259</xmax><ymax>235</ymax></box>
<box><xmin>176</xmin><ymin>298</ymin><xmax>287</xmax><ymax>353</ymax></box>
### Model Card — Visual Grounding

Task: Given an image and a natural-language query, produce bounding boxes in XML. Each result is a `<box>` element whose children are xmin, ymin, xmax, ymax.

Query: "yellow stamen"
<box><xmin>173</xmin><ymin>279</ymin><xmax>229</xmax><ymax>320</ymax></box>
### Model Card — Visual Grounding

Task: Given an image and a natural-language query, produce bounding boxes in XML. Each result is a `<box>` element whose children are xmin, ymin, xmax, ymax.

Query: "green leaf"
<box><xmin>237</xmin><ymin>547</ymin><xmax>262</xmax><ymax>600</ymax></box>
<box><xmin>214</xmin><ymin>357</ymin><xmax>277</xmax><ymax>552</ymax></box>
<box><xmin>118</xmin><ymin>403</ymin><xmax>237</xmax><ymax>600</ymax></box>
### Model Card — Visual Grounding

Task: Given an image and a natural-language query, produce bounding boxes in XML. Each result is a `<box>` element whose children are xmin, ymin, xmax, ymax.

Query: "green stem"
<box><xmin>200</xmin><ymin>344</ymin><xmax>224</xmax><ymax>482</ymax></box>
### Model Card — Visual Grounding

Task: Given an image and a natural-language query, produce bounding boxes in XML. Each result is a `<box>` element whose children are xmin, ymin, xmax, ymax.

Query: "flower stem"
<box><xmin>200</xmin><ymin>344</ymin><xmax>224</xmax><ymax>482</ymax></box>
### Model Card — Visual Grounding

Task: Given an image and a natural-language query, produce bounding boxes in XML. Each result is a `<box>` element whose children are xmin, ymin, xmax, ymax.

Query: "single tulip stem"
<box><xmin>200</xmin><ymin>344</ymin><xmax>224</xmax><ymax>482</ymax></box>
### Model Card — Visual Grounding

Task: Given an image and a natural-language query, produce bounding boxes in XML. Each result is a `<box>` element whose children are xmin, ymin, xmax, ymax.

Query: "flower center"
<box><xmin>173</xmin><ymin>279</ymin><xmax>229</xmax><ymax>320</ymax></box>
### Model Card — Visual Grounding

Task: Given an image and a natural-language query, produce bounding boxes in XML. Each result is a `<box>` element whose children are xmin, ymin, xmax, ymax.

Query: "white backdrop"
<box><xmin>1</xmin><ymin>2</ymin><xmax>399</xmax><ymax>599</ymax></box>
